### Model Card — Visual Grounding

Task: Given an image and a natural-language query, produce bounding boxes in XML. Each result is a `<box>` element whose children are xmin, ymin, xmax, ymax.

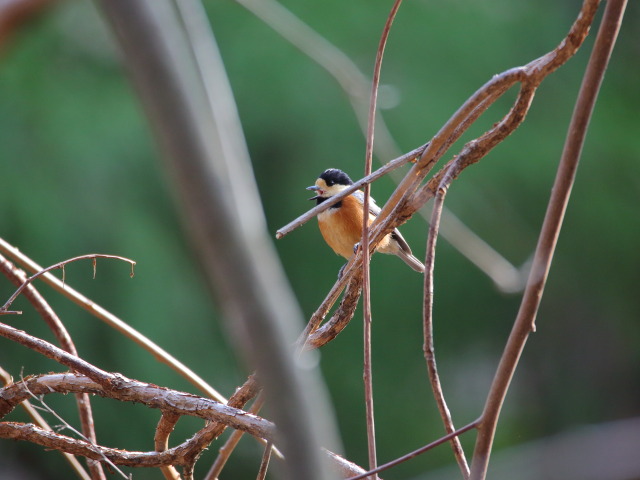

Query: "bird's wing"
<box><xmin>352</xmin><ymin>190</ymin><xmax>413</xmax><ymax>254</ymax></box>
<box><xmin>352</xmin><ymin>190</ymin><xmax>382</xmax><ymax>217</ymax></box>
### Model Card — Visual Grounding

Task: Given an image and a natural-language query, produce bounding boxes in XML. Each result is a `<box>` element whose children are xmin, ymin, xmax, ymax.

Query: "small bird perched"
<box><xmin>307</xmin><ymin>168</ymin><xmax>425</xmax><ymax>273</ymax></box>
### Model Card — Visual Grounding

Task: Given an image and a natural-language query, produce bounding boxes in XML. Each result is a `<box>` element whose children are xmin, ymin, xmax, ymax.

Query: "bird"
<box><xmin>307</xmin><ymin>168</ymin><xmax>425</xmax><ymax>273</ymax></box>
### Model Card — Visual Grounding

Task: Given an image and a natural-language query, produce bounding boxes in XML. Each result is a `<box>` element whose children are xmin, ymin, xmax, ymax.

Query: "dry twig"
<box><xmin>470</xmin><ymin>1</ymin><xmax>627</xmax><ymax>478</ymax></box>
<box><xmin>155</xmin><ymin>412</ymin><xmax>182</xmax><ymax>480</ymax></box>
<box><xmin>0</xmin><ymin>367</ymin><xmax>91</xmax><ymax>480</ymax></box>
<box><xmin>0</xmin><ymin>253</ymin><xmax>135</xmax><ymax>315</ymax></box>
<box><xmin>0</xmin><ymin>253</ymin><xmax>106</xmax><ymax>480</ymax></box>
<box><xmin>360</xmin><ymin>2</ymin><xmax>403</xmax><ymax>477</ymax></box>
<box><xmin>0</xmin><ymin>237</ymin><xmax>227</xmax><ymax>403</ymax></box>
<box><xmin>423</xmin><ymin>162</ymin><xmax>470</xmax><ymax>477</ymax></box>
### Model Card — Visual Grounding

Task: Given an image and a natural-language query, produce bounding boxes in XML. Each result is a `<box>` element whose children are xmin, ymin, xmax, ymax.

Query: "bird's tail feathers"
<box><xmin>397</xmin><ymin>250</ymin><xmax>425</xmax><ymax>273</ymax></box>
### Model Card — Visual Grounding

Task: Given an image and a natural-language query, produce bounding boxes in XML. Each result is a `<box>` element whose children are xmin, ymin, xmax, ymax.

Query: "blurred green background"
<box><xmin>0</xmin><ymin>0</ymin><xmax>638</xmax><ymax>478</ymax></box>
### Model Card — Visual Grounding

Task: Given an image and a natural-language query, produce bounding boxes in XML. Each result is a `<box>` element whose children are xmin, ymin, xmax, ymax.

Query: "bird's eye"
<box><xmin>326</xmin><ymin>180</ymin><xmax>334</xmax><ymax>186</ymax></box>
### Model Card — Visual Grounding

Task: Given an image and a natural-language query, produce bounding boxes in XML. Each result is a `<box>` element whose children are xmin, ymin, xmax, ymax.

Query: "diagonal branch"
<box><xmin>0</xmin><ymin>237</ymin><xmax>227</xmax><ymax>403</ymax></box>
<box><xmin>0</xmin><ymin>372</ymin><xmax>275</xmax><ymax>441</ymax></box>
<box><xmin>470</xmin><ymin>1</ymin><xmax>627</xmax><ymax>478</ymax></box>
<box><xmin>276</xmin><ymin>142</ymin><xmax>428</xmax><ymax>239</ymax></box>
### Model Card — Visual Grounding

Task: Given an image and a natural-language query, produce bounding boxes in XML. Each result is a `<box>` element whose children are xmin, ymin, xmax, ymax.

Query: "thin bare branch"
<box><xmin>0</xmin><ymin>254</ymin><xmax>135</xmax><ymax>315</ymax></box>
<box><xmin>156</xmin><ymin>412</ymin><xmax>182</xmax><ymax>480</ymax></box>
<box><xmin>347</xmin><ymin>420</ymin><xmax>479</xmax><ymax>480</ymax></box>
<box><xmin>422</xmin><ymin>163</ymin><xmax>470</xmax><ymax>477</ymax></box>
<box><xmin>205</xmin><ymin>393</ymin><xmax>265</xmax><ymax>480</ymax></box>
<box><xmin>0</xmin><ymin>367</ymin><xmax>91</xmax><ymax>480</ymax></box>
<box><xmin>276</xmin><ymin>142</ymin><xmax>428</xmax><ymax>239</ymax></box>
<box><xmin>470</xmin><ymin>1</ymin><xmax>627</xmax><ymax>478</ymax></box>
<box><xmin>0</xmin><ymin>372</ymin><xmax>275</xmax><ymax>441</ymax></box>
<box><xmin>0</xmin><ymin>253</ymin><xmax>106</xmax><ymax>480</ymax></box>
<box><xmin>256</xmin><ymin>440</ymin><xmax>273</xmax><ymax>480</ymax></box>
<box><xmin>0</xmin><ymin>237</ymin><xmax>227</xmax><ymax>403</ymax></box>
<box><xmin>302</xmin><ymin>270</ymin><xmax>363</xmax><ymax>350</ymax></box>
<box><xmin>360</xmin><ymin>2</ymin><xmax>403</xmax><ymax>477</ymax></box>
<box><xmin>355</xmin><ymin>0</ymin><xmax>600</xmax><ymax>291</ymax></box>
<box><xmin>324</xmin><ymin>449</ymin><xmax>372</xmax><ymax>479</ymax></box>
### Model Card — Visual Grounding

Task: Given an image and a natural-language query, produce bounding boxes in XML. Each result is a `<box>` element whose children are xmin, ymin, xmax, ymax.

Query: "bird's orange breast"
<box><xmin>318</xmin><ymin>195</ymin><xmax>378</xmax><ymax>259</ymax></box>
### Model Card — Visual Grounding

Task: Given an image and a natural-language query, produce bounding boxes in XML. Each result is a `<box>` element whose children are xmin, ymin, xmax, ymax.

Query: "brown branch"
<box><xmin>0</xmin><ymin>373</ymin><xmax>275</xmax><ymax>441</ymax></box>
<box><xmin>0</xmin><ymin>322</ymin><xmax>115</xmax><ymax>390</ymax></box>
<box><xmin>0</xmin><ymin>420</ymin><xmax>224</xmax><ymax>468</ymax></box>
<box><xmin>205</xmin><ymin>393</ymin><xmax>266</xmax><ymax>479</ymax></box>
<box><xmin>296</xmin><ymin>1</ymin><xmax>606</xmax><ymax>477</ymax></box>
<box><xmin>156</xmin><ymin>412</ymin><xmax>182</xmax><ymax>480</ymax></box>
<box><xmin>303</xmin><ymin>271</ymin><xmax>363</xmax><ymax>350</ymax></box>
<box><xmin>0</xmin><ymin>367</ymin><xmax>91</xmax><ymax>480</ymax></box>
<box><xmin>360</xmin><ymin>3</ymin><xmax>403</xmax><ymax>477</ymax></box>
<box><xmin>256</xmin><ymin>440</ymin><xmax>273</xmax><ymax>480</ymax></box>
<box><xmin>324</xmin><ymin>450</ymin><xmax>372</xmax><ymax>479</ymax></box>
<box><xmin>347</xmin><ymin>420</ymin><xmax>479</xmax><ymax>480</ymax></box>
<box><xmin>349</xmin><ymin>0</ymin><xmax>601</xmax><ymax>299</ymax></box>
<box><xmin>1</xmin><ymin>253</ymin><xmax>135</xmax><ymax>315</ymax></box>
<box><xmin>275</xmin><ymin>142</ymin><xmax>428</xmax><ymax>240</ymax></box>
<box><xmin>422</xmin><ymin>163</ymin><xmax>470</xmax><ymax>478</ymax></box>
<box><xmin>179</xmin><ymin>375</ymin><xmax>262</xmax><ymax>461</ymax></box>
<box><xmin>470</xmin><ymin>1</ymin><xmax>627</xmax><ymax>478</ymax></box>
<box><xmin>0</xmin><ymin>253</ymin><xmax>106</xmax><ymax>480</ymax></box>
<box><xmin>0</xmin><ymin>237</ymin><xmax>227</xmax><ymax>404</ymax></box>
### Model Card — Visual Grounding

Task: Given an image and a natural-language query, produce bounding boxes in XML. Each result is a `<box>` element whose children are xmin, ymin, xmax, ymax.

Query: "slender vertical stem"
<box><xmin>361</xmin><ymin>2</ymin><xmax>403</xmax><ymax>478</ymax></box>
<box><xmin>256</xmin><ymin>441</ymin><xmax>273</xmax><ymax>480</ymax></box>
<box><xmin>205</xmin><ymin>394</ymin><xmax>267</xmax><ymax>480</ymax></box>
<box><xmin>470</xmin><ymin>1</ymin><xmax>627</xmax><ymax>478</ymax></box>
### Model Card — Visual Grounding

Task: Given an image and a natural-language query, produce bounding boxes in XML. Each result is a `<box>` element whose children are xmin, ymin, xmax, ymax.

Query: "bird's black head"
<box><xmin>319</xmin><ymin>168</ymin><xmax>353</xmax><ymax>187</ymax></box>
<box><xmin>307</xmin><ymin>168</ymin><xmax>354</xmax><ymax>205</ymax></box>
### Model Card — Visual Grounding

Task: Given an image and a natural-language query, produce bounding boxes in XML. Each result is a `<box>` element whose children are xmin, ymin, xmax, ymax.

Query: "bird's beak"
<box><xmin>306</xmin><ymin>185</ymin><xmax>321</xmax><ymax>201</ymax></box>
